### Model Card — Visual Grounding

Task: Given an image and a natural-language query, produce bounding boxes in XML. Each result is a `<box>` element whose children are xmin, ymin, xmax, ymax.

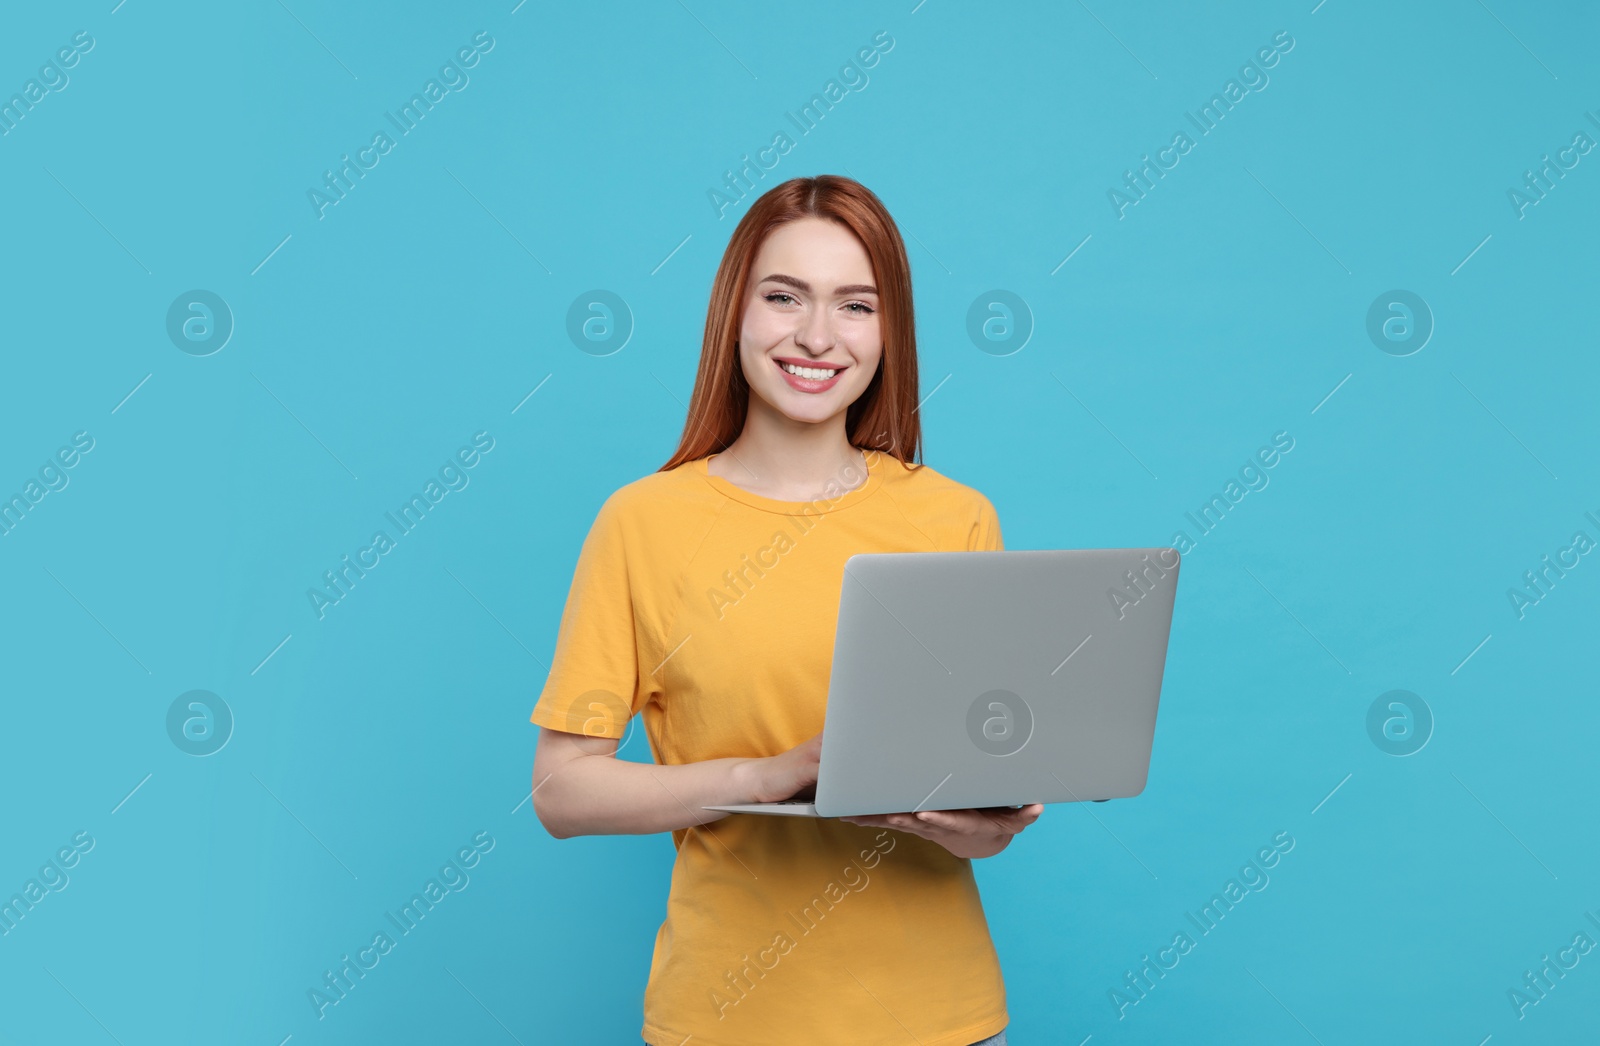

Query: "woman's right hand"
<box><xmin>738</xmin><ymin>731</ymin><xmax>823</xmax><ymax>803</ymax></box>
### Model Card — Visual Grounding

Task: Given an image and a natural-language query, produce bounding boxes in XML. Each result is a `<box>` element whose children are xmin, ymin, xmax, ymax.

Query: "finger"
<box><xmin>921</xmin><ymin>810</ymin><xmax>1006</xmax><ymax>837</ymax></box>
<box><xmin>913</xmin><ymin>809</ymin><xmax>973</xmax><ymax>832</ymax></box>
<box><xmin>981</xmin><ymin>804</ymin><xmax>1044</xmax><ymax>829</ymax></box>
<box><xmin>963</xmin><ymin>808</ymin><xmax>1024</xmax><ymax>835</ymax></box>
<box><xmin>847</xmin><ymin>813</ymin><xmax>928</xmax><ymax>830</ymax></box>
<box><xmin>886</xmin><ymin>814</ymin><xmax>946</xmax><ymax>841</ymax></box>
<box><xmin>991</xmin><ymin>810</ymin><xmax>1039</xmax><ymax>833</ymax></box>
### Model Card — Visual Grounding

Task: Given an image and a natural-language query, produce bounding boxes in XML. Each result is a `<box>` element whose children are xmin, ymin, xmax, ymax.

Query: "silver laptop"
<box><xmin>703</xmin><ymin>548</ymin><xmax>1181</xmax><ymax>818</ymax></box>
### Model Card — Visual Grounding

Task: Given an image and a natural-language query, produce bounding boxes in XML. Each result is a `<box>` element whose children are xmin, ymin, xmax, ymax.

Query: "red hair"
<box><xmin>659</xmin><ymin>175</ymin><xmax>923</xmax><ymax>473</ymax></box>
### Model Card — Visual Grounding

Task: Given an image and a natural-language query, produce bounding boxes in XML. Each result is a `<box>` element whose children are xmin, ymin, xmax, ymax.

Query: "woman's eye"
<box><xmin>764</xmin><ymin>292</ymin><xmax>872</xmax><ymax>314</ymax></box>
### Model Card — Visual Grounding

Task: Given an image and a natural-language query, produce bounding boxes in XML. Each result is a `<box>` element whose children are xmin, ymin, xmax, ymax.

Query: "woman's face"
<box><xmin>737</xmin><ymin>217</ymin><xmax>883</xmax><ymax>428</ymax></box>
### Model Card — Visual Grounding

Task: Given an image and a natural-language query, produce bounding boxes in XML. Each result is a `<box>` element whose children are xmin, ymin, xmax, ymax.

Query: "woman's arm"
<box><xmin>532</xmin><ymin>728</ymin><xmax>822</xmax><ymax>838</ymax></box>
<box><xmin>534</xmin><ymin>725</ymin><xmax>1042</xmax><ymax>856</ymax></box>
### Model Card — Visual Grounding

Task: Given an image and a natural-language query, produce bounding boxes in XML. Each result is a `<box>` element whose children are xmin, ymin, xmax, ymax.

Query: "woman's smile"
<box><xmin>773</xmin><ymin>355</ymin><xmax>849</xmax><ymax>393</ymax></box>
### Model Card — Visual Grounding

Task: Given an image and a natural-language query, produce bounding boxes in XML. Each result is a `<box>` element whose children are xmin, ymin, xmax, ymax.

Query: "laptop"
<box><xmin>703</xmin><ymin>547</ymin><xmax>1181</xmax><ymax>818</ymax></box>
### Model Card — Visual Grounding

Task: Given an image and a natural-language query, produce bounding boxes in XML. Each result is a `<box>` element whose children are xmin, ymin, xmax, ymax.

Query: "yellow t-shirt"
<box><xmin>530</xmin><ymin>449</ymin><xmax>1010</xmax><ymax>1046</ymax></box>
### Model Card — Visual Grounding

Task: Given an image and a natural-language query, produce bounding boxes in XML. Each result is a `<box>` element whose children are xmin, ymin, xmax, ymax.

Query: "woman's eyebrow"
<box><xmin>759</xmin><ymin>273</ymin><xmax>878</xmax><ymax>296</ymax></box>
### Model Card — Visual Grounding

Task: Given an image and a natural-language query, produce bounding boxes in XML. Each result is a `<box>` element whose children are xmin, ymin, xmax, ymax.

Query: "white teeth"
<box><xmin>781</xmin><ymin>362</ymin><xmax>841</xmax><ymax>380</ymax></box>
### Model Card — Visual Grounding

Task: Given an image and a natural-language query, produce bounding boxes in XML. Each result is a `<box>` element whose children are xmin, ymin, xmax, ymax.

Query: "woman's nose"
<box><xmin>794</xmin><ymin>311</ymin><xmax>837</xmax><ymax>351</ymax></box>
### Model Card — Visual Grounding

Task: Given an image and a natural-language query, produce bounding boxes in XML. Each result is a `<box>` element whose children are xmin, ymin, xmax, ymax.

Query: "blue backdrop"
<box><xmin>2</xmin><ymin>1</ymin><xmax>1597</xmax><ymax>1043</ymax></box>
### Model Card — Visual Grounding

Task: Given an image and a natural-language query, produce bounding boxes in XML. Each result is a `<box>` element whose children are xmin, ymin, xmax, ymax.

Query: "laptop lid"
<box><xmin>812</xmin><ymin>548</ymin><xmax>1180</xmax><ymax>818</ymax></box>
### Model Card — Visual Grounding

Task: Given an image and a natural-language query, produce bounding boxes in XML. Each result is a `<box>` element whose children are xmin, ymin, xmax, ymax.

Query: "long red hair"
<box><xmin>658</xmin><ymin>175</ymin><xmax>923</xmax><ymax>473</ymax></box>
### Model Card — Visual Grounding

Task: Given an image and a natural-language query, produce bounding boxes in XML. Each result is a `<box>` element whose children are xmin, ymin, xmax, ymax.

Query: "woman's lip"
<box><xmin>774</xmin><ymin>357</ymin><xmax>847</xmax><ymax>393</ymax></box>
<box><xmin>773</xmin><ymin>357</ymin><xmax>848</xmax><ymax>372</ymax></box>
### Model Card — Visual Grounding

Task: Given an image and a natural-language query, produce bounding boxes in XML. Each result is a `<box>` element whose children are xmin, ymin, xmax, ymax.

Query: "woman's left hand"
<box><xmin>840</xmin><ymin>804</ymin><xmax>1044</xmax><ymax>859</ymax></box>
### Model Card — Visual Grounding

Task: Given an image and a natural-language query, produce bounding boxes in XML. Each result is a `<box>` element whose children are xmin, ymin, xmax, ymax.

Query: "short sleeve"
<box><xmin>967</xmin><ymin>494</ymin><xmax>1004</xmax><ymax>552</ymax></box>
<box><xmin>529</xmin><ymin>493</ymin><xmax>643</xmax><ymax>739</ymax></box>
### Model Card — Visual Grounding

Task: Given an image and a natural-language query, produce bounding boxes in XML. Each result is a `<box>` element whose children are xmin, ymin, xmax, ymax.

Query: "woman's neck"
<box><xmin>707</xmin><ymin>412</ymin><xmax>866</xmax><ymax>502</ymax></box>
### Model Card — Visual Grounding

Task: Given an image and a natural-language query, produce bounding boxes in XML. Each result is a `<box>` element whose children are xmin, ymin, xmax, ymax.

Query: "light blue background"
<box><xmin>2</xmin><ymin>1</ymin><xmax>1597</xmax><ymax>1043</ymax></box>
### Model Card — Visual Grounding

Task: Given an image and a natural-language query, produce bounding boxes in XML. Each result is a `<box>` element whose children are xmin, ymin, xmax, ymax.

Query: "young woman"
<box><xmin>530</xmin><ymin>174</ymin><xmax>1042</xmax><ymax>1046</ymax></box>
